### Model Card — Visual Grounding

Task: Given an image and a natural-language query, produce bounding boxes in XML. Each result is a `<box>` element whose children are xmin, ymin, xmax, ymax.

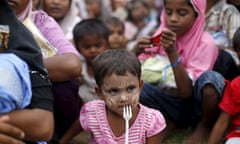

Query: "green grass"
<box><xmin>70</xmin><ymin>131</ymin><xmax>90</xmax><ymax>144</ymax></box>
<box><xmin>70</xmin><ymin>127</ymin><xmax>195</xmax><ymax>144</ymax></box>
<box><xmin>163</xmin><ymin>127</ymin><xmax>193</xmax><ymax>144</ymax></box>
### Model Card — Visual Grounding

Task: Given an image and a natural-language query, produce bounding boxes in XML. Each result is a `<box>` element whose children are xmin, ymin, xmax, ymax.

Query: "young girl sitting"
<box><xmin>134</xmin><ymin>0</ymin><xmax>226</xmax><ymax>143</ymax></box>
<box><xmin>61</xmin><ymin>49</ymin><xmax>166</xmax><ymax>143</ymax></box>
<box><xmin>105</xmin><ymin>16</ymin><xmax>126</xmax><ymax>49</ymax></box>
<box><xmin>73</xmin><ymin>18</ymin><xmax>109</xmax><ymax>103</ymax></box>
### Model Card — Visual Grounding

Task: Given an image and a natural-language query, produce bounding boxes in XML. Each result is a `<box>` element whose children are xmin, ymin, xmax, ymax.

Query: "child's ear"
<box><xmin>95</xmin><ymin>87</ymin><xmax>105</xmax><ymax>100</ymax></box>
<box><xmin>139</xmin><ymin>80</ymin><xmax>144</xmax><ymax>90</ymax></box>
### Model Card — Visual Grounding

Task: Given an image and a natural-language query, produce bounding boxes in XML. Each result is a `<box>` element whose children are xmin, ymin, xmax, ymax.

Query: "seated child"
<box><xmin>208</xmin><ymin>77</ymin><xmax>240</xmax><ymax>144</ymax></box>
<box><xmin>73</xmin><ymin>18</ymin><xmax>109</xmax><ymax>103</ymax></box>
<box><xmin>60</xmin><ymin>49</ymin><xmax>166</xmax><ymax>143</ymax></box>
<box><xmin>105</xmin><ymin>16</ymin><xmax>126</xmax><ymax>49</ymax></box>
<box><xmin>208</xmin><ymin>27</ymin><xmax>240</xmax><ymax>144</ymax></box>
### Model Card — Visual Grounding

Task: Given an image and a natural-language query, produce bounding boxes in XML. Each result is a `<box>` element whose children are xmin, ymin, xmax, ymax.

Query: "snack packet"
<box><xmin>151</xmin><ymin>33</ymin><xmax>161</xmax><ymax>46</ymax></box>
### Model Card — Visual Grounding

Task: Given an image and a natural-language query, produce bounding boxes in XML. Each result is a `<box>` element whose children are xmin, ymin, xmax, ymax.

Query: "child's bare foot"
<box><xmin>183</xmin><ymin>123</ymin><xmax>209</xmax><ymax>144</ymax></box>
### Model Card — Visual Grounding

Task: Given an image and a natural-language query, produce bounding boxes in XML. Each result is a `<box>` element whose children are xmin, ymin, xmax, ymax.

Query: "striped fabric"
<box><xmin>205</xmin><ymin>1</ymin><xmax>240</xmax><ymax>47</ymax></box>
<box><xmin>80</xmin><ymin>100</ymin><xmax>166</xmax><ymax>144</ymax></box>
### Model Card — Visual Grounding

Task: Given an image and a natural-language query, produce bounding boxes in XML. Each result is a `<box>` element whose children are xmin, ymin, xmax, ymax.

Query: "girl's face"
<box><xmin>85</xmin><ymin>0</ymin><xmax>101</xmax><ymax>18</ymax></box>
<box><xmin>107</xmin><ymin>24</ymin><xmax>125</xmax><ymax>49</ymax></box>
<box><xmin>99</xmin><ymin>72</ymin><xmax>143</xmax><ymax>117</ymax></box>
<box><xmin>130</xmin><ymin>1</ymin><xmax>149</xmax><ymax>21</ymax></box>
<box><xmin>143</xmin><ymin>0</ymin><xmax>155</xmax><ymax>8</ymax></box>
<box><xmin>43</xmin><ymin>0</ymin><xmax>71</xmax><ymax>21</ymax></box>
<box><xmin>165</xmin><ymin>0</ymin><xmax>196</xmax><ymax>36</ymax></box>
<box><xmin>76</xmin><ymin>34</ymin><xmax>108</xmax><ymax>65</ymax></box>
<box><xmin>8</xmin><ymin>0</ymin><xmax>29</xmax><ymax>15</ymax></box>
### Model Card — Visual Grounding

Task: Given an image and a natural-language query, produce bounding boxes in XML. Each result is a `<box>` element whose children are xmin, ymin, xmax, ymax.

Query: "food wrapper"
<box><xmin>151</xmin><ymin>33</ymin><xmax>161</xmax><ymax>46</ymax></box>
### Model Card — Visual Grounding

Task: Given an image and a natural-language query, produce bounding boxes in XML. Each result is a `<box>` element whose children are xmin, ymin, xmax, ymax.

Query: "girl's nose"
<box><xmin>89</xmin><ymin>46</ymin><xmax>98</xmax><ymax>52</ymax></box>
<box><xmin>52</xmin><ymin>0</ymin><xmax>60</xmax><ymax>3</ymax></box>
<box><xmin>120</xmin><ymin>94</ymin><xmax>128</xmax><ymax>102</ymax></box>
<box><xmin>170</xmin><ymin>13</ymin><xmax>178</xmax><ymax>22</ymax></box>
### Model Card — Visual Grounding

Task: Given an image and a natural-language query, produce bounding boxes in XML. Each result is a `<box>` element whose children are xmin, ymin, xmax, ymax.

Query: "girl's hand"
<box><xmin>160</xmin><ymin>28</ymin><xmax>177</xmax><ymax>55</ymax></box>
<box><xmin>133</xmin><ymin>36</ymin><xmax>152</xmax><ymax>55</ymax></box>
<box><xmin>0</xmin><ymin>115</ymin><xmax>25</xmax><ymax>144</ymax></box>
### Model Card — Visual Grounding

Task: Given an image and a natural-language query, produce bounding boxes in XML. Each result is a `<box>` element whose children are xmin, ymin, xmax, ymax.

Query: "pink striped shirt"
<box><xmin>80</xmin><ymin>100</ymin><xmax>166</xmax><ymax>144</ymax></box>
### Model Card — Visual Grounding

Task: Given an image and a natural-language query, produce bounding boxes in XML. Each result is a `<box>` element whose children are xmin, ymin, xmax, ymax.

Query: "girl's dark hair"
<box><xmin>163</xmin><ymin>0</ymin><xmax>192</xmax><ymax>7</ymax></box>
<box><xmin>233</xmin><ymin>27</ymin><xmax>240</xmax><ymax>52</ymax></box>
<box><xmin>163</xmin><ymin>0</ymin><xmax>198</xmax><ymax>17</ymax></box>
<box><xmin>73</xmin><ymin>18</ymin><xmax>109</xmax><ymax>47</ymax></box>
<box><xmin>93</xmin><ymin>49</ymin><xmax>141</xmax><ymax>87</ymax></box>
<box><xmin>104</xmin><ymin>16</ymin><xmax>125</xmax><ymax>31</ymax></box>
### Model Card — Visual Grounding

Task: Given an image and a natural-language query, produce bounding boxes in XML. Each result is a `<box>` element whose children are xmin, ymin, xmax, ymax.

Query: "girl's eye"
<box><xmin>178</xmin><ymin>10</ymin><xmax>188</xmax><ymax>16</ymax></box>
<box><xmin>83</xmin><ymin>45</ymin><xmax>91</xmax><ymax>50</ymax></box>
<box><xmin>110</xmin><ymin>31</ymin><xmax>114</xmax><ymax>35</ymax></box>
<box><xmin>95</xmin><ymin>43</ymin><xmax>102</xmax><ymax>48</ymax></box>
<box><xmin>165</xmin><ymin>9</ymin><xmax>172</xmax><ymax>15</ymax></box>
<box><xmin>127</xmin><ymin>86</ymin><xmax>135</xmax><ymax>93</ymax></box>
<box><xmin>109</xmin><ymin>89</ymin><xmax>118</xmax><ymax>96</ymax></box>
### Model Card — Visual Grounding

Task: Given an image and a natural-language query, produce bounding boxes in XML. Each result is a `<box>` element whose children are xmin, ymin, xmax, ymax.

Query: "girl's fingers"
<box><xmin>138</xmin><ymin>37</ymin><xmax>152</xmax><ymax>45</ymax></box>
<box><xmin>0</xmin><ymin>116</ymin><xmax>25</xmax><ymax>141</ymax></box>
<box><xmin>135</xmin><ymin>36</ymin><xmax>153</xmax><ymax>54</ymax></box>
<box><xmin>0</xmin><ymin>134</ymin><xmax>25</xmax><ymax>144</ymax></box>
<box><xmin>0</xmin><ymin>115</ymin><xmax>10</xmax><ymax>123</ymax></box>
<box><xmin>160</xmin><ymin>28</ymin><xmax>177</xmax><ymax>53</ymax></box>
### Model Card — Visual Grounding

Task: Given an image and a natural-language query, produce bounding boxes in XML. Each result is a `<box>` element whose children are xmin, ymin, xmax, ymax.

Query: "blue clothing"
<box><xmin>140</xmin><ymin>71</ymin><xmax>225</xmax><ymax>127</ymax></box>
<box><xmin>0</xmin><ymin>54</ymin><xmax>31</xmax><ymax>113</ymax></box>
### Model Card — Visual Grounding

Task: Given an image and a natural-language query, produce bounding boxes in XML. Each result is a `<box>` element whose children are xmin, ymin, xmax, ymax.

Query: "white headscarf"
<box><xmin>38</xmin><ymin>0</ymin><xmax>81</xmax><ymax>39</ymax></box>
<box><xmin>58</xmin><ymin>0</ymin><xmax>81</xmax><ymax>39</ymax></box>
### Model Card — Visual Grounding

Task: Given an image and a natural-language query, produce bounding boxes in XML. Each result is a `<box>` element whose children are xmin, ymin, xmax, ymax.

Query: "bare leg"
<box><xmin>184</xmin><ymin>84</ymin><xmax>220</xmax><ymax>144</ymax></box>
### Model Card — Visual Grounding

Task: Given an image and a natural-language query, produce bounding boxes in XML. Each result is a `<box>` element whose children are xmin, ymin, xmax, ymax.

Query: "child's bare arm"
<box><xmin>7</xmin><ymin>109</ymin><xmax>54</xmax><ymax>141</ymax></box>
<box><xmin>43</xmin><ymin>53</ymin><xmax>82</xmax><ymax>82</ymax></box>
<box><xmin>0</xmin><ymin>115</ymin><xmax>25</xmax><ymax>144</ymax></box>
<box><xmin>208</xmin><ymin>111</ymin><xmax>231</xmax><ymax>144</ymax></box>
<box><xmin>60</xmin><ymin>119</ymin><xmax>83</xmax><ymax>144</ymax></box>
<box><xmin>161</xmin><ymin>28</ymin><xmax>193</xmax><ymax>98</ymax></box>
<box><xmin>146</xmin><ymin>132</ymin><xmax>162</xmax><ymax>144</ymax></box>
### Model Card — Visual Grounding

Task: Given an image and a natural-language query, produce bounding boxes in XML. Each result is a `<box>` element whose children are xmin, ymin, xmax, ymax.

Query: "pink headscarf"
<box><xmin>17</xmin><ymin>0</ymin><xmax>33</xmax><ymax>22</ymax></box>
<box><xmin>139</xmin><ymin>0</ymin><xmax>219</xmax><ymax>80</ymax></box>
